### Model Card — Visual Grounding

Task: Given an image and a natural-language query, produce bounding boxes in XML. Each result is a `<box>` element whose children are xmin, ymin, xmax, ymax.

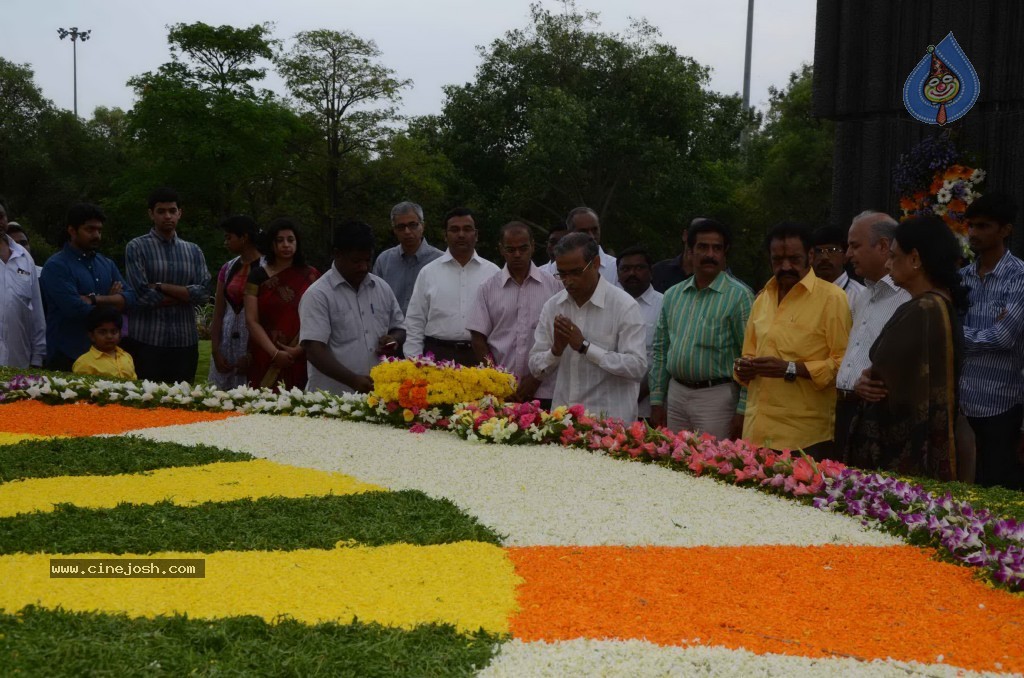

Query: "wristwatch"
<box><xmin>87</xmin><ymin>293</ymin><xmax>97</xmax><ymax>305</ymax></box>
<box><xmin>784</xmin><ymin>361</ymin><xmax>797</xmax><ymax>382</ymax></box>
<box><xmin>155</xmin><ymin>282</ymin><xmax>163</xmax><ymax>292</ymax></box>
<box><xmin>577</xmin><ymin>339</ymin><xmax>591</xmax><ymax>355</ymax></box>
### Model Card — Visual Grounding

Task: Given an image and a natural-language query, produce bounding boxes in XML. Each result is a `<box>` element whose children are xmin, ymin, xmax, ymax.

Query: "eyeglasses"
<box><xmin>554</xmin><ymin>258</ymin><xmax>595</xmax><ymax>280</ymax></box>
<box><xmin>501</xmin><ymin>244</ymin><xmax>532</xmax><ymax>255</ymax></box>
<box><xmin>812</xmin><ymin>246</ymin><xmax>844</xmax><ymax>256</ymax></box>
<box><xmin>393</xmin><ymin>221</ymin><xmax>421</xmax><ymax>232</ymax></box>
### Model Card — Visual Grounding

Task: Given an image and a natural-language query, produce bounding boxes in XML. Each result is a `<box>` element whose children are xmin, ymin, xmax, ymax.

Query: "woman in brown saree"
<box><xmin>848</xmin><ymin>215</ymin><xmax>967</xmax><ymax>480</ymax></box>
<box><xmin>244</xmin><ymin>218</ymin><xmax>320</xmax><ymax>390</ymax></box>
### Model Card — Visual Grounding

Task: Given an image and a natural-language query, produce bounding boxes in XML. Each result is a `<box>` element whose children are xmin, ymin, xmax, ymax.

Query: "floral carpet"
<box><xmin>1</xmin><ymin>399</ymin><xmax>1022</xmax><ymax>676</ymax></box>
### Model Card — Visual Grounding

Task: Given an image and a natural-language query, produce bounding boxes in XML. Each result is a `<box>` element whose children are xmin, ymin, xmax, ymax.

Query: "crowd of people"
<box><xmin>1</xmin><ymin>188</ymin><xmax>1022</xmax><ymax>489</ymax></box>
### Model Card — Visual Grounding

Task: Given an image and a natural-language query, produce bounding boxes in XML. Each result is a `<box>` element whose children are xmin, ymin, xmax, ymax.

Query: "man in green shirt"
<box><xmin>650</xmin><ymin>219</ymin><xmax>753</xmax><ymax>440</ymax></box>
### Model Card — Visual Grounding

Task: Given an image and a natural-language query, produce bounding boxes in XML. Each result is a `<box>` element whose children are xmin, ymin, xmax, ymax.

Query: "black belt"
<box><xmin>425</xmin><ymin>336</ymin><xmax>473</xmax><ymax>350</ymax></box>
<box><xmin>674</xmin><ymin>376</ymin><xmax>734</xmax><ymax>390</ymax></box>
<box><xmin>836</xmin><ymin>389</ymin><xmax>862</xmax><ymax>403</ymax></box>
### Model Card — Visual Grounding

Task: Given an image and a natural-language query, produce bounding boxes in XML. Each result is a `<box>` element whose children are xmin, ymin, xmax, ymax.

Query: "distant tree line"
<box><xmin>0</xmin><ymin>2</ymin><xmax>832</xmax><ymax>287</ymax></box>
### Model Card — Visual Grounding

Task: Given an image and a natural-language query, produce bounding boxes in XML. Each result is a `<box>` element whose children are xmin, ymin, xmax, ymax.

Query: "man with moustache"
<box><xmin>565</xmin><ymin>207</ymin><xmax>618</xmax><ymax>283</ymax></box>
<box><xmin>529</xmin><ymin>232</ymin><xmax>647</xmax><ymax>422</ymax></box>
<box><xmin>40</xmin><ymin>203</ymin><xmax>136</xmax><ymax>371</ymax></box>
<box><xmin>650</xmin><ymin>219</ymin><xmax>752</xmax><ymax>439</ymax></box>
<box><xmin>811</xmin><ymin>226</ymin><xmax>864</xmax><ymax>307</ymax></box>
<box><xmin>958</xmin><ymin>192</ymin><xmax>1024</xmax><ymax>489</ymax></box>
<box><xmin>735</xmin><ymin>222</ymin><xmax>851</xmax><ymax>457</ymax></box>
<box><xmin>372</xmin><ymin>201</ymin><xmax>443</xmax><ymax>314</ymax></box>
<box><xmin>299</xmin><ymin>221</ymin><xmax>405</xmax><ymax>395</ymax></box>
<box><xmin>615</xmin><ymin>246</ymin><xmax>663</xmax><ymax>419</ymax></box>
<box><xmin>468</xmin><ymin>222</ymin><xmax>562</xmax><ymax>407</ymax></box>
<box><xmin>833</xmin><ymin>211</ymin><xmax>910</xmax><ymax>459</ymax></box>
<box><xmin>404</xmin><ymin>207</ymin><xmax>499</xmax><ymax>365</ymax></box>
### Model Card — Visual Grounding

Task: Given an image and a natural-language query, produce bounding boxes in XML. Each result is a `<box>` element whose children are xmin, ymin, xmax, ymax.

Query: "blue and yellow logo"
<box><xmin>903</xmin><ymin>32</ymin><xmax>979</xmax><ymax>126</ymax></box>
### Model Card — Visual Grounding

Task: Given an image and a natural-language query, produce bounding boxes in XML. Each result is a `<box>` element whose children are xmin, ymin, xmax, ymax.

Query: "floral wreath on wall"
<box><xmin>892</xmin><ymin>132</ymin><xmax>985</xmax><ymax>258</ymax></box>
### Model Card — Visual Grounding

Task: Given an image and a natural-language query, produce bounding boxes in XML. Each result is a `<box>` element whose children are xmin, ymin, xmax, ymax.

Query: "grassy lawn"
<box><xmin>195</xmin><ymin>339</ymin><xmax>211</xmax><ymax>385</ymax></box>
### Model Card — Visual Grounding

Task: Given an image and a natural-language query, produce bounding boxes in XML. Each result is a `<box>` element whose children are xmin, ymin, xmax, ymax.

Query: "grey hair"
<box><xmin>553</xmin><ymin>231</ymin><xmax>599</xmax><ymax>262</ymax></box>
<box><xmin>565</xmin><ymin>206</ymin><xmax>599</xmax><ymax>230</ymax></box>
<box><xmin>390</xmin><ymin>201</ymin><xmax>424</xmax><ymax>223</ymax></box>
<box><xmin>853</xmin><ymin>210</ymin><xmax>898</xmax><ymax>245</ymax></box>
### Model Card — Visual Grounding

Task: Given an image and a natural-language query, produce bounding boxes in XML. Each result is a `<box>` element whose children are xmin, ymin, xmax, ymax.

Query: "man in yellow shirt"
<box><xmin>73</xmin><ymin>306</ymin><xmax>137</xmax><ymax>380</ymax></box>
<box><xmin>734</xmin><ymin>223</ymin><xmax>851</xmax><ymax>458</ymax></box>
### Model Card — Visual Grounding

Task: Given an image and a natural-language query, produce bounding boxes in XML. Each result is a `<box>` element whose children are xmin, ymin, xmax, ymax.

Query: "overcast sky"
<box><xmin>5</xmin><ymin>0</ymin><xmax>817</xmax><ymax>119</ymax></box>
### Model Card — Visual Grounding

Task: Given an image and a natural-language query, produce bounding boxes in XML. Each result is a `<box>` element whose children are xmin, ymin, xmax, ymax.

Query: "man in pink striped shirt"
<box><xmin>468</xmin><ymin>222</ymin><xmax>563</xmax><ymax>407</ymax></box>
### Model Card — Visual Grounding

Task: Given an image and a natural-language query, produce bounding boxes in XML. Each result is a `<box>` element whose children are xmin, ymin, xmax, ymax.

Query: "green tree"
<box><xmin>275</xmin><ymin>29</ymin><xmax>411</xmax><ymax>246</ymax></box>
<box><xmin>119</xmin><ymin>23</ymin><xmax>306</xmax><ymax>258</ymax></box>
<box><xmin>164</xmin><ymin>22</ymin><xmax>277</xmax><ymax>97</ymax></box>
<box><xmin>725</xmin><ymin>64</ymin><xmax>835</xmax><ymax>285</ymax></box>
<box><xmin>423</xmin><ymin>2</ymin><xmax>751</xmax><ymax>251</ymax></box>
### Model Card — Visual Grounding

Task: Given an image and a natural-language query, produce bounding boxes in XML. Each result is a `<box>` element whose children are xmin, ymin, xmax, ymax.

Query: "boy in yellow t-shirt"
<box><xmin>72</xmin><ymin>306</ymin><xmax>137</xmax><ymax>380</ymax></box>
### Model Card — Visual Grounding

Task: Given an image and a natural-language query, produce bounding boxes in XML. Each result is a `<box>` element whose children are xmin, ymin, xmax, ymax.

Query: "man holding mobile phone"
<box><xmin>299</xmin><ymin>221</ymin><xmax>405</xmax><ymax>395</ymax></box>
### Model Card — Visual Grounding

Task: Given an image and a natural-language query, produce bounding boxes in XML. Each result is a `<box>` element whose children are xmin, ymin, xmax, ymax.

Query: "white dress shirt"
<box><xmin>0</xmin><ymin>236</ymin><xmax>46</xmax><ymax>368</ymax></box>
<box><xmin>404</xmin><ymin>250</ymin><xmax>500</xmax><ymax>357</ymax></box>
<box><xmin>529</xmin><ymin>276</ymin><xmax>648</xmax><ymax>422</ymax></box>
<box><xmin>619</xmin><ymin>283</ymin><xmax>664</xmax><ymax>418</ymax></box>
<box><xmin>597</xmin><ymin>246</ymin><xmax>618</xmax><ymax>284</ymax></box>
<box><xmin>834</xmin><ymin>271</ymin><xmax>866</xmax><ymax>310</ymax></box>
<box><xmin>835</xmin><ymin>275</ymin><xmax>911</xmax><ymax>391</ymax></box>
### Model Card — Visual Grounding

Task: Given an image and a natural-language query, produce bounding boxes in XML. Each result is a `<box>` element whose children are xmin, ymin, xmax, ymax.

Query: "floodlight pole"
<box><xmin>742</xmin><ymin>0</ymin><xmax>754</xmax><ymax>111</ymax></box>
<box><xmin>57</xmin><ymin>27</ymin><xmax>91</xmax><ymax>117</ymax></box>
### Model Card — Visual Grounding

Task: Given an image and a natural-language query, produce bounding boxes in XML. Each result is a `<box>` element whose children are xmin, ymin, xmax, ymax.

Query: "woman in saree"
<box><xmin>848</xmin><ymin>215</ymin><xmax>967</xmax><ymax>480</ymax></box>
<box><xmin>208</xmin><ymin>215</ymin><xmax>262</xmax><ymax>389</ymax></box>
<box><xmin>244</xmin><ymin>218</ymin><xmax>320</xmax><ymax>390</ymax></box>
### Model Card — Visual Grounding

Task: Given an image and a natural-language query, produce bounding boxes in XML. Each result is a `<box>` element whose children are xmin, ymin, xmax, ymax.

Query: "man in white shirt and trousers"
<box><xmin>404</xmin><ymin>207</ymin><xmax>500</xmax><ymax>366</ymax></box>
<box><xmin>530</xmin><ymin>232</ymin><xmax>648</xmax><ymax>422</ymax></box>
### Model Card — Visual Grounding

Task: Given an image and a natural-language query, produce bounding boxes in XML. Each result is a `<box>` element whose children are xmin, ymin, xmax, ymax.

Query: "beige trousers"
<box><xmin>666</xmin><ymin>379</ymin><xmax>739</xmax><ymax>441</ymax></box>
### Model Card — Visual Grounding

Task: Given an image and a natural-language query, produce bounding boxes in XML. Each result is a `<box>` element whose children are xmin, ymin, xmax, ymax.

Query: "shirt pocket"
<box><xmin>694</xmin><ymin>317</ymin><xmax>729</xmax><ymax>350</ymax></box>
<box><xmin>9</xmin><ymin>272</ymin><xmax>35</xmax><ymax>309</ymax></box>
<box><xmin>592</xmin><ymin>331</ymin><xmax>618</xmax><ymax>352</ymax></box>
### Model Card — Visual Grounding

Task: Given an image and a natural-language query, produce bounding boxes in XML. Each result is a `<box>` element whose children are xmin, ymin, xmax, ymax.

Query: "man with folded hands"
<box><xmin>650</xmin><ymin>219</ymin><xmax>752</xmax><ymax>440</ymax></box>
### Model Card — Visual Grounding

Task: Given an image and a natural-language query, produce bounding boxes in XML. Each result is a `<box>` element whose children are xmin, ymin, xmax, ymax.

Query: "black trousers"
<box><xmin>122</xmin><ymin>338</ymin><xmax>198</xmax><ymax>384</ymax></box>
<box><xmin>423</xmin><ymin>337</ymin><xmax>477</xmax><ymax>367</ymax></box>
<box><xmin>969</xmin><ymin>404</ymin><xmax>1023</xmax><ymax>490</ymax></box>
<box><xmin>45</xmin><ymin>352</ymin><xmax>75</xmax><ymax>373</ymax></box>
<box><xmin>833</xmin><ymin>398</ymin><xmax>860</xmax><ymax>463</ymax></box>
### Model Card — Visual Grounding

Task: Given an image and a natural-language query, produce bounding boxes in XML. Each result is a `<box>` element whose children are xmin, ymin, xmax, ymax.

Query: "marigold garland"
<box><xmin>0</xmin><ymin>460</ymin><xmax>384</xmax><ymax>517</ymax></box>
<box><xmin>371</xmin><ymin>357</ymin><xmax>515</xmax><ymax>408</ymax></box>
<box><xmin>507</xmin><ymin>545</ymin><xmax>1024</xmax><ymax>673</ymax></box>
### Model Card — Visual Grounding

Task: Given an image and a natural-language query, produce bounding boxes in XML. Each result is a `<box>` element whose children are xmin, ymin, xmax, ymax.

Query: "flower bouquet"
<box><xmin>893</xmin><ymin>133</ymin><xmax>985</xmax><ymax>256</ymax></box>
<box><xmin>367</xmin><ymin>355</ymin><xmax>516</xmax><ymax>426</ymax></box>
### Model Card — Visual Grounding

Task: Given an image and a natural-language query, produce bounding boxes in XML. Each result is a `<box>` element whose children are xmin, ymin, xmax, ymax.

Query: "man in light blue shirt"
<box><xmin>371</xmin><ymin>201</ymin><xmax>443</xmax><ymax>314</ymax></box>
<box><xmin>959</xmin><ymin>192</ymin><xmax>1024</xmax><ymax>490</ymax></box>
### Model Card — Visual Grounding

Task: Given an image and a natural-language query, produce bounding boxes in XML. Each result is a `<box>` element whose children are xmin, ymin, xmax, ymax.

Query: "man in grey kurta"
<box><xmin>300</xmin><ymin>222</ymin><xmax>405</xmax><ymax>395</ymax></box>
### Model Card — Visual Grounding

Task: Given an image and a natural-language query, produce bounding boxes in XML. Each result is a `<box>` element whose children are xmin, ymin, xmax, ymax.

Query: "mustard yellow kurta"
<box><xmin>739</xmin><ymin>270</ymin><xmax>851</xmax><ymax>450</ymax></box>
